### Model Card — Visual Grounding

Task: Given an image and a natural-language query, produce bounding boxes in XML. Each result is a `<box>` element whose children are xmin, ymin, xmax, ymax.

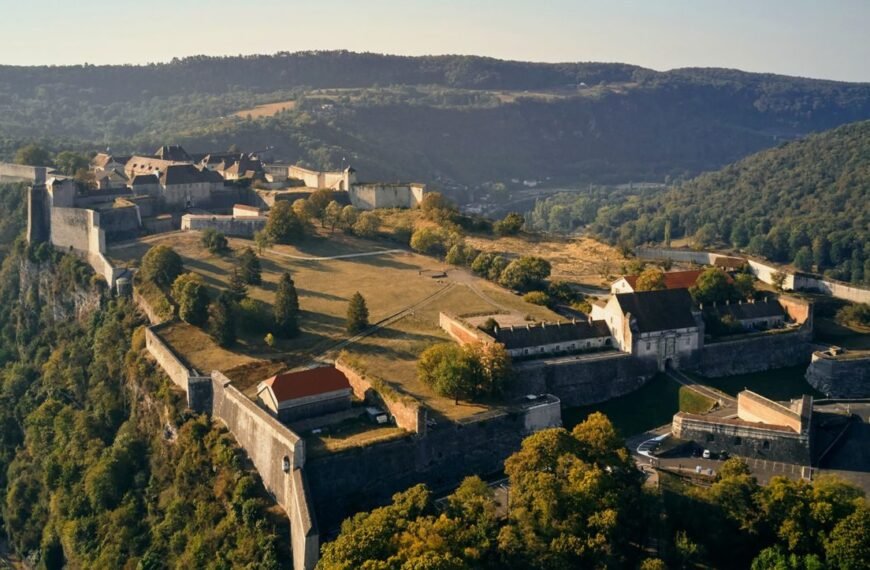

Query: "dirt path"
<box><xmin>666</xmin><ymin>369</ymin><xmax>737</xmax><ymax>407</ymax></box>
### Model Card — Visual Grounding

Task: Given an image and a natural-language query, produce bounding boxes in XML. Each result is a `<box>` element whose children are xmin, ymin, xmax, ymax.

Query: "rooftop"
<box><xmin>492</xmin><ymin>319</ymin><xmax>610</xmax><ymax>349</ymax></box>
<box><xmin>615</xmin><ymin>289</ymin><xmax>698</xmax><ymax>333</ymax></box>
<box><xmin>623</xmin><ymin>269</ymin><xmax>705</xmax><ymax>291</ymax></box>
<box><xmin>703</xmin><ymin>298</ymin><xmax>785</xmax><ymax>321</ymax></box>
<box><xmin>261</xmin><ymin>366</ymin><xmax>352</xmax><ymax>403</ymax></box>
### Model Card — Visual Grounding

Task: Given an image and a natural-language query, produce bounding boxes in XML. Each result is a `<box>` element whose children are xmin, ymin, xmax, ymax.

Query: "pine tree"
<box><xmin>228</xmin><ymin>267</ymin><xmax>248</xmax><ymax>302</ymax></box>
<box><xmin>210</xmin><ymin>292</ymin><xmax>237</xmax><ymax>347</ymax></box>
<box><xmin>238</xmin><ymin>247</ymin><xmax>262</xmax><ymax>285</ymax></box>
<box><xmin>346</xmin><ymin>292</ymin><xmax>369</xmax><ymax>335</ymax></box>
<box><xmin>274</xmin><ymin>272</ymin><xmax>299</xmax><ymax>337</ymax></box>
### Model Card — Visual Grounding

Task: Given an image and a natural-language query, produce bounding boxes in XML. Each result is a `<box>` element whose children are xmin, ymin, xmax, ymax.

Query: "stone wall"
<box><xmin>181</xmin><ymin>214</ymin><xmax>267</xmax><ymax>237</ymax></box>
<box><xmin>335</xmin><ymin>359</ymin><xmax>427</xmax><ymax>434</ymax></box>
<box><xmin>806</xmin><ymin>350</ymin><xmax>870</xmax><ymax>398</ymax></box>
<box><xmin>349</xmin><ymin>183</ymin><xmax>425</xmax><ymax>210</ymax></box>
<box><xmin>142</xmin><ymin>216</ymin><xmax>177</xmax><ymax>235</ymax></box>
<box><xmin>699</xmin><ymin>329</ymin><xmax>813</xmax><ymax>377</ymax></box>
<box><xmin>737</xmin><ymin>391</ymin><xmax>803</xmax><ymax>433</ymax></box>
<box><xmin>97</xmin><ymin>206</ymin><xmax>142</xmax><ymax>240</ymax></box>
<box><xmin>673</xmin><ymin>412</ymin><xmax>810</xmax><ymax>464</ymax></box>
<box><xmin>0</xmin><ymin>162</ymin><xmax>51</xmax><ymax>183</ymax></box>
<box><xmin>145</xmin><ymin>325</ymin><xmax>194</xmax><ymax>392</ymax></box>
<box><xmin>513</xmin><ymin>352</ymin><xmax>656</xmax><ymax>406</ymax></box>
<box><xmin>305</xmin><ymin>409</ymin><xmax>531</xmax><ymax>530</ymax></box>
<box><xmin>210</xmin><ymin>372</ymin><xmax>318</xmax><ymax>570</ymax></box>
<box><xmin>50</xmin><ymin>207</ymin><xmax>93</xmax><ymax>253</ymax></box>
<box><xmin>636</xmin><ymin>246</ymin><xmax>870</xmax><ymax>304</ymax></box>
<box><xmin>439</xmin><ymin>312</ymin><xmax>495</xmax><ymax>346</ymax></box>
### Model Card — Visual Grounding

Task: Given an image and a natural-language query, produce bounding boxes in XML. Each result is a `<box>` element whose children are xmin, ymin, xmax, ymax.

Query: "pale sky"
<box><xmin>2</xmin><ymin>0</ymin><xmax>868</xmax><ymax>82</ymax></box>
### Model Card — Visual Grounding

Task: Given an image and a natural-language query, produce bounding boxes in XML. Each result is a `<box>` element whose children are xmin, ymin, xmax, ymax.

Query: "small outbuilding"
<box><xmin>257</xmin><ymin>366</ymin><xmax>353</xmax><ymax>422</ymax></box>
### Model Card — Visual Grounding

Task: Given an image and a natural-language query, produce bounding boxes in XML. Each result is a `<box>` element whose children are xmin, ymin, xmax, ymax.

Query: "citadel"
<box><xmin>3</xmin><ymin>146</ymin><xmax>868</xmax><ymax>570</ymax></box>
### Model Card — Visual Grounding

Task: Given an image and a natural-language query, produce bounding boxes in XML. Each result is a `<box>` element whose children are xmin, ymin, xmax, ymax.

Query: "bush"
<box><xmin>410</xmin><ymin>227</ymin><xmax>452</xmax><ymax>257</ymax></box>
<box><xmin>493</xmin><ymin>212</ymin><xmax>524</xmax><ymax>236</ymax></box>
<box><xmin>445</xmin><ymin>243</ymin><xmax>479</xmax><ymax>266</ymax></box>
<box><xmin>201</xmin><ymin>229</ymin><xmax>229</xmax><ymax>254</ymax></box>
<box><xmin>140</xmin><ymin>245</ymin><xmax>183</xmax><ymax>287</ymax></box>
<box><xmin>499</xmin><ymin>256</ymin><xmax>552</xmax><ymax>292</ymax></box>
<box><xmin>238</xmin><ymin>298</ymin><xmax>274</xmax><ymax>334</ymax></box>
<box><xmin>523</xmin><ymin>291</ymin><xmax>551</xmax><ymax>306</ymax></box>
<box><xmin>837</xmin><ymin>303</ymin><xmax>870</xmax><ymax>327</ymax></box>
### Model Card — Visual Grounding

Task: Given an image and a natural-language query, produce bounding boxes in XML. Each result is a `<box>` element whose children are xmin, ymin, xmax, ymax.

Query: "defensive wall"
<box><xmin>698</xmin><ymin>328</ymin><xmax>813</xmax><ymax>377</ymax></box>
<box><xmin>0</xmin><ymin>162</ymin><xmax>53</xmax><ymax>183</ymax></box>
<box><xmin>806</xmin><ymin>349</ymin><xmax>870</xmax><ymax>398</ymax></box>
<box><xmin>180</xmin><ymin>213</ymin><xmax>267</xmax><ymax>237</ymax></box>
<box><xmin>335</xmin><ymin>358</ymin><xmax>427</xmax><ymax>434</ymax></box>
<box><xmin>737</xmin><ymin>391</ymin><xmax>806</xmax><ymax>433</ymax></box>
<box><xmin>348</xmin><ymin>182</ymin><xmax>426</xmax><ymax>210</ymax></box>
<box><xmin>439</xmin><ymin>312</ymin><xmax>498</xmax><ymax>346</ymax></box>
<box><xmin>636</xmin><ymin>246</ymin><xmax>870</xmax><ymax>304</ymax></box>
<box><xmin>672</xmin><ymin>411</ymin><xmax>811</xmax><ymax>464</ymax></box>
<box><xmin>513</xmin><ymin>352</ymin><xmax>656</xmax><ymax>406</ymax></box>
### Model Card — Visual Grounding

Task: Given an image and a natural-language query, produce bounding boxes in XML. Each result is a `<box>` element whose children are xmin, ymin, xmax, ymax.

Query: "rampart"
<box><xmin>636</xmin><ymin>246</ymin><xmax>870</xmax><ymax>304</ymax></box>
<box><xmin>698</xmin><ymin>328</ymin><xmax>813</xmax><ymax>377</ymax></box>
<box><xmin>181</xmin><ymin>214</ymin><xmax>267</xmax><ymax>237</ymax></box>
<box><xmin>349</xmin><ymin>183</ymin><xmax>426</xmax><ymax>210</ymax></box>
<box><xmin>335</xmin><ymin>358</ymin><xmax>427</xmax><ymax>434</ymax></box>
<box><xmin>0</xmin><ymin>162</ymin><xmax>52</xmax><ymax>183</ymax></box>
<box><xmin>439</xmin><ymin>312</ymin><xmax>496</xmax><ymax>346</ymax></box>
<box><xmin>806</xmin><ymin>349</ymin><xmax>870</xmax><ymax>398</ymax></box>
<box><xmin>513</xmin><ymin>352</ymin><xmax>656</xmax><ymax>406</ymax></box>
<box><xmin>737</xmin><ymin>391</ymin><xmax>804</xmax><ymax>433</ymax></box>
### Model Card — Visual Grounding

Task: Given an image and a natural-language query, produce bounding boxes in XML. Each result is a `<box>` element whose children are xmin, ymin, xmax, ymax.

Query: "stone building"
<box><xmin>490</xmin><ymin>319</ymin><xmax>612</xmax><ymax>358</ymax></box>
<box><xmin>600</xmin><ymin>289</ymin><xmax>702</xmax><ymax>371</ymax></box>
<box><xmin>701</xmin><ymin>297</ymin><xmax>786</xmax><ymax>331</ymax></box>
<box><xmin>257</xmin><ymin>366</ymin><xmax>353</xmax><ymax>423</ymax></box>
<box><xmin>673</xmin><ymin>390</ymin><xmax>813</xmax><ymax>464</ymax></box>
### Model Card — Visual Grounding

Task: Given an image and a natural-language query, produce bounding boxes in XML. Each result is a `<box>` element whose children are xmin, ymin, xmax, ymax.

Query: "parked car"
<box><xmin>719</xmin><ymin>451</ymin><xmax>730</xmax><ymax>460</ymax></box>
<box><xmin>364</xmin><ymin>407</ymin><xmax>389</xmax><ymax>425</ymax></box>
<box><xmin>702</xmin><ymin>449</ymin><xmax>712</xmax><ymax>459</ymax></box>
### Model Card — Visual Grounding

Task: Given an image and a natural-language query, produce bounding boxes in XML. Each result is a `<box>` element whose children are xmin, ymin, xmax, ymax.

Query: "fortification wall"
<box><xmin>737</xmin><ymin>391</ymin><xmax>802</xmax><ymax>432</ymax></box>
<box><xmin>305</xmin><ymin>410</ymin><xmax>531</xmax><ymax>531</ymax></box>
<box><xmin>210</xmin><ymin>372</ymin><xmax>318</xmax><ymax>570</ymax></box>
<box><xmin>673</xmin><ymin>412</ymin><xmax>810</xmax><ymax>464</ymax></box>
<box><xmin>142</xmin><ymin>216</ymin><xmax>177</xmax><ymax>234</ymax></box>
<box><xmin>50</xmin><ymin>207</ymin><xmax>93</xmax><ymax>252</ymax></box>
<box><xmin>334</xmin><ymin>359</ymin><xmax>427</xmax><ymax>434</ymax></box>
<box><xmin>98</xmin><ymin>206</ymin><xmax>141</xmax><ymax>240</ymax></box>
<box><xmin>0</xmin><ymin>163</ymin><xmax>50</xmax><ymax>183</ymax></box>
<box><xmin>181</xmin><ymin>214</ymin><xmax>267</xmax><ymax>237</ymax></box>
<box><xmin>439</xmin><ymin>312</ymin><xmax>495</xmax><ymax>346</ymax></box>
<box><xmin>513</xmin><ymin>352</ymin><xmax>655</xmax><ymax>406</ymax></box>
<box><xmin>806</xmin><ymin>351</ymin><xmax>870</xmax><ymax>398</ymax></box>
<box><xmin>636</xmin><ymin>247</ymin><xmax>870</xmax><ymax>304</ymax></box>
<box><xmin>349</xmin><ymin>184</ymin><xmax>418</xmax><ymax>210</ymax></box>
<box><xmin>699</xmin><ymin>329</ymin><xmax>812</xmax><ymax>377</ymax></box>
<box><xmin>145</xmin><ymin>326</ymin><xmax>193</xmax><ymax>392</ymax></box>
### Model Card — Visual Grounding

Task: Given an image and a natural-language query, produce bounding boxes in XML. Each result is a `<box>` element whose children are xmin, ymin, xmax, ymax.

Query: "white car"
<box><xmin>702</xmin><ymin>449</ymin><xmax>712</xmax><ymax>459</ymax></box>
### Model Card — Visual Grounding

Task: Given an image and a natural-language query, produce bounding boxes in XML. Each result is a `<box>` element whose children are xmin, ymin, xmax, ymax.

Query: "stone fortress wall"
<box><xmin>0</xmin><ymin>162</ymin><xmax>53</xmax><ymax>183</ymax></box>
<box><xmin>806</xmin><ymin>348</ymin><xmax>870</xmax><ymax>398</ymax></box>
<box><xmin>180</xmin><ymin>213</ymin><xmax>267</xmax><ymax>237</ymax></box>
<box><xmin>636</xmin><ymin>246</ymin><xmax>870</xmax><ymax>304</ymax></box>
<box><xmin>348</xmin><ymin>182</ymin><xmax>426</xmax><ymax>210</ymax></box>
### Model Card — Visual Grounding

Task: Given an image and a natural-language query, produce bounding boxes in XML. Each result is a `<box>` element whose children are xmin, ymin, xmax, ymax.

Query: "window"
<box><xmin>706</xmin><ymin>433</ymin><xmax>714</xmax><ymax>442</ymax></box>
<box><xmin>646</xmin><ymin>342</ymin><xmax>651</xmax><ymax>350</ymax></box>
<box><xmin>733</xmin><ymin>436</ymin><xmax>742</xmax><ymax>445</ymax></box>
<box><xmin>762</xmin><ymin>440</ymin><xmax>770</xmax><ymax>450</ymax></box>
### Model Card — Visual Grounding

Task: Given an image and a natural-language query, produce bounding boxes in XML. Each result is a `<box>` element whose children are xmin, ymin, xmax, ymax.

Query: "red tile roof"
<box><xmin>263</xmin><ymin>366</ymin><xmax>351</xmax><ymax>403</ymax></box>
<box><xmin>624</xmin><ymin>269</ymin><xmax>731</xmax><ymax>291</ymax></box>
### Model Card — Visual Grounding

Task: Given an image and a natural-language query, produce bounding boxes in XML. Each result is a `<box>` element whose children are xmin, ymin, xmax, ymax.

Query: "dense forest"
<box><xmin>528</xmin><ymin>120</ymin><xmax>870</xmax><ymax>284</ymax></box>
<box><xmin>0</xmin><ymin>184</ymin><xmax>286</xmax><ymax>568</ymax></box>
<box><xmin>1</xmin><ymin>51</ymin><xmax>870</xmax><ymax>186</ymax></box>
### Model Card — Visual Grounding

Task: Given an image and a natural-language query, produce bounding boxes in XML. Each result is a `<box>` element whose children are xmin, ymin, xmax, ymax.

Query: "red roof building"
<box><xmin>257</xmin><ymin>366</ymin><xmax>353</xmax><ymax>422</ymax></box>
<box><xmin>611</xmin><ymin>269</ymin><xmax>732</xmax><ymax>294</ymax></box>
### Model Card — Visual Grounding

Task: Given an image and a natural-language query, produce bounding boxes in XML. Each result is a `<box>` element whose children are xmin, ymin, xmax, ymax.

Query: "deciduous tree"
<box><xmin>140</xmin><ymin>245</ymin><xmax>183</xmax><ymax>287</ymax></box>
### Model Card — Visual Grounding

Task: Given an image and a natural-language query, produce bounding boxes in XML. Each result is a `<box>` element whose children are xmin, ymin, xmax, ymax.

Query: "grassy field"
<box><xmin>113</xmin><ymin>230</ymin><xmax>563</xmax><ymax>418</ymax></box>
<box><xmin>233</xmin><ymin>99</ymin><xmax>296</xmax><ymax>118</ymax></box>
<box><xmin>688</xmin><ymin>367</ymin><xmax>825</xmax><ymax>401</ymax></box>
<box><xmin>563</xmin><ymin>374</ymin><xmax>713</xmax><ymax>437</ymax></box>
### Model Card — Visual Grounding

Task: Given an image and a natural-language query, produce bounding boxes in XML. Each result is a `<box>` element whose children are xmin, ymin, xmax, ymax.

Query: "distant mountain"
<box><xmin>1</xmin><ymin>51</ymin><xmax>870</xmax><ymax>187</ymax></box>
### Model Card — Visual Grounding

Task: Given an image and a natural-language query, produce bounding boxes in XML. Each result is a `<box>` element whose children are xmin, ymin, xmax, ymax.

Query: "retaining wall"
<box><xmin>439</xmin><ymin>312</ymin><xmax>495</xmax><ymax>346</ymax></box>
<box><xmin>335</xmin><ymin>359</ymin><xmax>427</xmax><ymax>434</ymax></box>
<box><xmin>181</xmin><ymin>214</ymin><xmax>267</xmax><ymax>237</ymax></box>
<box><xmin>513</xmin><ymin>352</ymin><xmax>656</xmax><ymax>406</ymax></box>
<box><xmin>699</xmin><ymin>329</ymin><xmax>813</xmax><ymax>377</ymax></box>
<box><xmin>806</xmin><ymin>351</ymin><xmax>870</xmax><ymax>398</ymax></box>
<box><xmin>0</xmin><ymin>163</ymin><xmax>51</xmax><ymax>183</ymax></box>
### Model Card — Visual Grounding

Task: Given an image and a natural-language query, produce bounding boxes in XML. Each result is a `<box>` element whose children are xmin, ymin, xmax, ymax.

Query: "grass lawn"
<box><xmin>304</xmin><ymin>416</ymin><xmax>407</xmax><ymax>459</ymax></box>
<box><xmin>116</xmin><ymin>230</ymin><xmax>564</xmax><ymax>420</ymax></box>
<box><xmin>563</xmin><ymin>374</ymin><xmax>714</xmax><ymax>437</ymax></box>
<box><xmin>687</xmin><ymin>366</ymin><xmax>825</xmax><ymax>401</ymax></box>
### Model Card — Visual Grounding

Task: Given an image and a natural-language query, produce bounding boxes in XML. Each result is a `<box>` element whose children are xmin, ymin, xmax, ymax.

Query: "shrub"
<box><xmin>140</xmin><ymin>245</ymin><xmax>183</xmax><ymax>287</ymax></box>
<box><xmin>493</xmin><ymin>212</ymin><xmax>524</xmax><ymax>236</ymax></box>
<box><xmin>499</xmin><ymin>256</ymin><xmax>552</xmax><ymax>291</ymax></box>
<box><xmin>201</xmin><ymin>228</ymin><xmax>229</xmax><ymax>254</ymax></box>
<box><xmin>238</xmin><ymin>298</ymin><xmax>274</xmax><ymax>334</ymax></box>
<box><xmin>523</xmin><ymin>291</ymin><xmax>551</xmax><ymax>306</ymax></box>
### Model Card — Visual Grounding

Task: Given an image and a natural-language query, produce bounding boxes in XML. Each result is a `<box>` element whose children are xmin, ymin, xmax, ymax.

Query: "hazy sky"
<box><xmin>3</xmin><ymin>0</ymin><xmax>868</xmax><ymax>82</ymax></box>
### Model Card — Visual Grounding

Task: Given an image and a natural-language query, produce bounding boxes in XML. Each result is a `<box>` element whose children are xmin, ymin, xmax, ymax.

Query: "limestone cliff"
<box><xmin>18</xmin><ymin>257</ymin><xmax>103</xmax><ymax>324</ymax></box>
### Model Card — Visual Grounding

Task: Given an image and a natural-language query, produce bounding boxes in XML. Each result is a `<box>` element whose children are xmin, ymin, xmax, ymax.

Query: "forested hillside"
<box><xmin>0</xmin><ymin>185</ymin><xmax>286</xmax><ymax>567</ymax></box>
<box><xmin>1</xmin><ymin>51</ymin><xmax>869</xmax><ymax>186</ymax></box>
<box><xmin>529</xmin><ymin>120</ymin><xmax>870</xmax><ymax>284</ymax></box>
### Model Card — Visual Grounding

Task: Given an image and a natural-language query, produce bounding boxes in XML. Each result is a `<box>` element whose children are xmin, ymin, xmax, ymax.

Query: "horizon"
<box><xmin>3</xmin><ymin>0</ymin><xmax>869</xmax><ymax>83</ymax></box>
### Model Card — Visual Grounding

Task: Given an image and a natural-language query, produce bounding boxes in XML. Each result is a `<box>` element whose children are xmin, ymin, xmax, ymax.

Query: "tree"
<box><xmin>445</xmin><ymin>243</ymin><xmax>478</xmax><ymax>266</ymax></box>
<box><xmin>228</xmin><ymin>268</ymin><xmax>248</xmax><ymax>302</ymax></box>
<box><xmin>498</xmin><ymin>256</ymin><xmax>551</xmax><ymax>291</ymax></box>
<box><xmin>523</xmin><ymin>291</ymin><xmax>550</xmax><ymax>306</ymax></box>
<box><xmin>14</xmin><ymin>143</ymin><xmax>51</xmax><ymax>166</ymax></box>
<box><xmin>264</xmin><ymin>201</ymin><xmax>305</xmax><ymax>244</ymax></box>
<box><xmin>346</xmin><ymin>292</ymin><xmax>369</xmax><ymax>334</ymax></box>
<box><xmin>210</xmin><ymin>291</ymin><xmax>236</xmax><ymax>347</ymax></box>
<box><xmin>201</xmin><ymin>228</ymin><xmax>229</xmax><ymax>254</ymax></box>
<box><xmin>825</xmin><ymin>505</ymin><xmax>870</xmax><ymax>570</ymax></box>
<box><xmin>172</xmin><ymin>273</ymin><xmax>210</xmax><ymax>326</ymax></box>
<box><xmin>733</xmin><ymin>273</ymin><xmax>756</xmax><ymax>299</ymax></box>
<box><xmin>292</xmin><ymin>198</ymin><xmax>318</xmax><ymax>224</ymax></box>
<box><xmin>493</xmin><ymin>212</ymin><xmax>524</xmax><ymax>236</ymax></box>
<box><xmin>771</xmin><ymin>270</ymin><xmax>787</xmax><ymax>291</ymax></box>
<box><xmin>339</xmin><ymin>205</ymin><xmax>359</xmax><ymax>232</ymax></box>
<box><xmin>237</xmin><ymin>247</ymin><xmax>262</xmax><ymax>285</ymax></box>
<box><xmin>410</xmin><ymin>227</ymin><xmax>451</xmax><ymax>257</ymax></box>
<box><xmin>352</xmin><ymin>211</ymin><xmax>381</xmax><ymax>238</ymax></box>
<box><xmin>274</xmin><ymin>272</ymin><xmax>299</xmax><ymax>337</ymax></box>
<box><xmin>309</xmin><ymin>188</ymin><xmax>334</xmax><ymax>223</ymax></box>
<box><xmin>794</xmin><ymin>246</ymin><xmax>813</xmax><ymax>272</ymax></box>
<box><xmin>140</xmin><ymin>245</ymin><xmax>183</xmax><ymax>287</ymax></box>
<box><xmin>324</xmin><ymin>200</ymin><xmax>343</xmax><ymax>232</ymax></box>
<box><xmin>635</xmin><ymin>267</ymin><xmax>666</xmax><ymax>291</ymax></box>
<box><xmin>689</xmin><ymin>267</ymin><xmax>739</xmax><ymax>304</ymax></box>
<box><xmin>54</xmin><ymin>150</ymin><xmax>89</xmax><ymax>175</ymax></box>
<box><xmin>417</xmin><ymin>343</ymin><xmax>478</xmax><ymax>404</ymax></box>
<box><xmin>253</xmin><ymin>229</ymin><xmax>273</xmax><ymax>254</ymax></box>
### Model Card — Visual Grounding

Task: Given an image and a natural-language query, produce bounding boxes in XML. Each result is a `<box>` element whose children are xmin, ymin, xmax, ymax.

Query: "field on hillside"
<box><xmin>111</xmin><ymin>230</ymin><xmax>561</xmax><ymax>418</ymax></box>
<box><xmin>233</xmin><ymin>99</ymin><xmax>296</xmax><ymax>118</ymax></box>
